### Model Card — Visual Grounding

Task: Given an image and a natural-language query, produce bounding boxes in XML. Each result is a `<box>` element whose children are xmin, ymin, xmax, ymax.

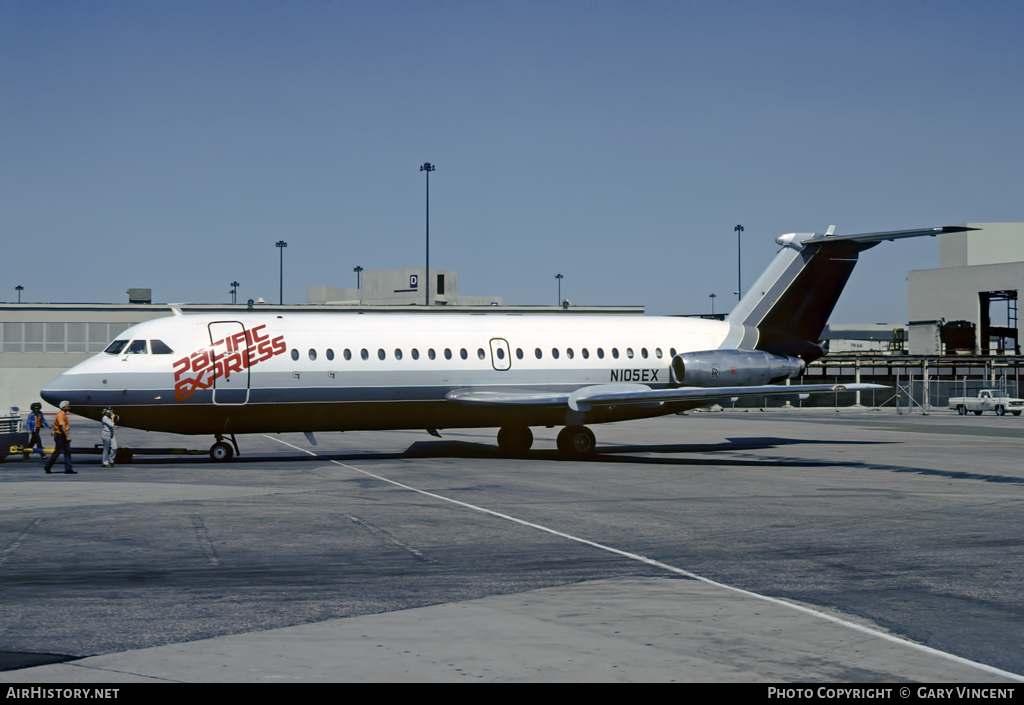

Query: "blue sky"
<box><xmin>2</xmin><ymin>1</ymin><xmax>1021</xmax><ymax>321</ymax></box>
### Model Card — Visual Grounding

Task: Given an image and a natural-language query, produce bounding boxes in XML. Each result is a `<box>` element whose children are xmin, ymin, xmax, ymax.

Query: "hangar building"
<box><xmin>908</xmin><ymin>223</ymin><xmax>1024</xmax><ymax>356</ymax></box>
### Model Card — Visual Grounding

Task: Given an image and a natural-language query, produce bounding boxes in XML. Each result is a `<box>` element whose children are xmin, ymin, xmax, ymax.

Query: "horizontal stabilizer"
<box><xmin>795</xmin><ymin>225</ymin><xmax>977</xmax><ymax>247</ymax></box>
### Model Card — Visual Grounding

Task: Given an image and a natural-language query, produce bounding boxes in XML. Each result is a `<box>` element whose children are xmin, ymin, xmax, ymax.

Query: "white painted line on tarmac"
<box><xmin>265</xmin><ymin>434</ymin><xmax>1024</xmax><ymax>682</ymax></box>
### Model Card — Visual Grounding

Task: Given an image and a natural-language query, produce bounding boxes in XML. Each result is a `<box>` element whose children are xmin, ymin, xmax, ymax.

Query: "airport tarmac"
<box><xmin>1</xmin><ymin>407</ymin><xmax>1023</xmax><ymax>683</ymax></box>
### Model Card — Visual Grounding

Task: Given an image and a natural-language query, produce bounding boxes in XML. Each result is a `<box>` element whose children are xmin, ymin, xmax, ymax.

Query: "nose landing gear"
<box><xmin>210</xmin><ymin>434</ymin><xmax>240</xmax><ymax>462</ymax></box>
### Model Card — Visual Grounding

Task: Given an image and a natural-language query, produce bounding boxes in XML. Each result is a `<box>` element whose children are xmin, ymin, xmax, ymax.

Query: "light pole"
<box><xmin>710</xmin><ymin>293</ymin><xmax>716</xmax><ymax>315</ymax></box>
<box><xmin>555</xmin><ymin>273</ymin><xmax>563</xmax><ymax>305</ymax></box>
<box><xmin>276</xmin><ymin>241</ymin><xmax>287</xmax><ymax>305</ymax></box>
<box><xmin>15</xmin><ymin>285</ymin><xmax>23</xmax><ymax>303</ymax></box>
<box><xmin>420</xmin><ymin>162</ymin><xmax>435</xmax><ymax>306</ymax></box>
<box><xmin>734</xmin><ymin>224</ymin><xmax>744</xmax><ymax>301</ymax></box>
<box><xmin>230</xmin><ymin>281</ymin><xmax>239</xmax><ymax>305</ymax></box>
<box><xmin>353</xmin><ymin>266</ymin><xmax>363</xmax><ymax>290</ymax></box>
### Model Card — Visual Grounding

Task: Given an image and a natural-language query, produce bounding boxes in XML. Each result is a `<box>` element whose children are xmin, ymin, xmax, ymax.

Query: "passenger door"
<box><xmin>209</xmin><ymin>321</ymin><xmax>250</xmax><ymax>405</ymax></box>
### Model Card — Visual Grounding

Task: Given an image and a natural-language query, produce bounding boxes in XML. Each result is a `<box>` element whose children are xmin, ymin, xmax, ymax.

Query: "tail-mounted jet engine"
<box><xmin>670</xmin><ymin>350</ymin><xmax>805</xmax><ymax>387</ymax></box>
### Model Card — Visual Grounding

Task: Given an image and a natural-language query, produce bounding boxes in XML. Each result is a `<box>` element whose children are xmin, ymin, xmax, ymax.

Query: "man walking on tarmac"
<box><xmin>25</xmin><ymin>402</ymin><xmax>49</xmax><ymax>460</ymax></box>
<box><xmin>44</xmin><ymin>400</ymin><xmax>76</xmax><ymax>475</ymax></box>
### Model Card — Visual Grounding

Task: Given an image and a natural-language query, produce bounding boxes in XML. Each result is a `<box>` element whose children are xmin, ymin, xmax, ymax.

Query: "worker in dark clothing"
<box><xmin>44</xmin><ymin>401</ymin><xmax>76</xmax><ymax>475</ymax></box>
<box><xmin>25</xmin><ymin>402</ymin><xmax>49</xmax><ymax>460</ymax></box>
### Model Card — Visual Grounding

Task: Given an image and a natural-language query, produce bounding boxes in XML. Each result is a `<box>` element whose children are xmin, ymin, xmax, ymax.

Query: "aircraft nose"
<box><xmin>40</xmin><ymin>371</ymin><xmax>76</xmax><ymax>408</ymax></box>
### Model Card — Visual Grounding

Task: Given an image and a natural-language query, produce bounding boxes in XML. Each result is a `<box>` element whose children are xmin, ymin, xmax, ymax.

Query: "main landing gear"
<box><xmin>496</xmin><ymin>425</ymin><xmax>598</xmax><ymax>459</ymax></box>
<box><xmin>556</xmin><ymin>425</ymin><xmax>597</xmax><ymax>459</ymax></box>
<box><xmin>210</xmin><ymin>434</ymin><xmax>240</xmax><ymax>462</ymax></box>
<box><xmin>497</xmin><ymin>426</ymin><xmax>533</xmax><ymax>457</ymax></box>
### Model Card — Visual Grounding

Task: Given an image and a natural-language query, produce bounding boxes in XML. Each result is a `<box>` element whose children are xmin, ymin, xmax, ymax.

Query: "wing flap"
<box><xmin>447</xmin><ymin>383</ymin><xmax>888</xmax><ymax>410</ymax></box>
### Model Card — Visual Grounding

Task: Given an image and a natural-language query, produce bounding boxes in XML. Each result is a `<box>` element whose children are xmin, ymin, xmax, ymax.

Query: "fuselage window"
<box><xmin>428</xmin><ymin>348</ymin><xmax>436</xmax><ymax>360</ymax></box>
<box><xmin>535</xmin><ymin>348</ymin><xmax>543</xmax><ymax>359</ymax></box>
<box><xmin>566</xmin><ymin>348</ymin><xmax>574</xmax><ymax>359</ymax></box>
<box><xmin>127</xmin><ymin>340</ymin><xmax>148</xmax><ymax>354</ymax></box>
<box><xmin>597</xmin><ymin>348</ymin><xmax>605</xmax><ymax>359</ymax></box>
<box><xmin>378</xmin><ymin>348</ymin><xmax>386</xmax><ymax>360</ymax></box>
<box><xmin>641</xmin><ymin>348</ymin><xmax>648</xmax><ymax>359</ymax></box>
<box><xmin>516</xmin><ymin>348</ymin><xmax>524</xmax><ymax>360</ymax></box>
<box><xmin>551</xmin><ymin>348</ymin><xmax>560</xmax><ymax>359</ymax></box>
<box><xmin>626</xmin><ymin>348</ymin><xmax>634</xmax><ymax>359</ymax></box>
<box><xmin>361</xmin><ymin>348</ymin><xmax>369</xmax><ymax>361</ymax></box>
<box><xmin>394</xmin><ymin>348</ymin><xmax>403</xmax><ymax>360</ymax></box>
<box><xmin>308</xmin><ymin>349</ymin><xmax>317</xmax><ymax>361</ymax></box>
<box><xmin>150</xmin><ymin>340</ymin><xmax>174</xmax><ymax>354</ymax></box>
<box><xmin>496</xmin><ymin>347</ymin><xmax>505</xmax><ymax>360</ymax></box>
<box><xmin>344</xmin><ymin>349</ymin><xmax>352</xmax><ymax>361</ymax></box>
<box><xmin>291</xmin><ymin>348</ymin><xmax>299</xmax><ymax>361</ymax></box>
<box><xmin>612</xmin><ymin>348</ymin><xmax>619</xmax><ymax>359</ymax></box>
<box><xmin>444</xmin><ymin>348</ymin><xmax>452</xmax><ymax>360</ymax></box>
<box><xmin>477</xmin><ymin>348</ymin><xmax>486</xmax><ymax>360</ymax></box>
<box><xmin>411</xmin><ymin>348</ymin><xmax>420</xmax><ymax>360</ymax></box>
<box><xmin>460</xmin><ymin>348</ymin><xmax>468</xmax><ymax>360</ymax></box>
<box><xmin>582</xmin><ymin>348</ymin><xmax>589</xmax><ymax>359</ymax></box>
<box><xmin>104</xmin><ymin>340</ymin><xmax>129</xmax><ymax>355</ymax></box>
<box><xmin>655</xmin><ymin>348</ymin><xmax>662</xmax><ymax>359</ymax></box>
<box><xmin>327</xmin><ymin>349</ymin><xmax>335</xmax><ymax>361</ymax></box>
<box><xmin>670</xmin><ymin>347</ymin><xmax>677</xmax><ymax>357</ymax></box>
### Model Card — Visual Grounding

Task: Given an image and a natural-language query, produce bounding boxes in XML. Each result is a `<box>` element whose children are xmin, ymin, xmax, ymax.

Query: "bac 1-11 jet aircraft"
<box><xmin>41</xmin><ymin>225</ymin><xmax>975</xmax><ymax>461</ymax></box>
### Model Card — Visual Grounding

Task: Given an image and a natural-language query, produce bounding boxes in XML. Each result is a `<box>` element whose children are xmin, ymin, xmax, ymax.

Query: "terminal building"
<box><xmin>307</xmin><ymin>268</ymin><xmax>502</xmax><ymax>306</ymax></box>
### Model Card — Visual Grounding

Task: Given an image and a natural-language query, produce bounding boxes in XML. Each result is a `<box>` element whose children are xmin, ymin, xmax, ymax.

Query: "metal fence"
<box><xmin>731</xmin><ymin>373</ymin><xmax>1022</xmax><ymax>410</ymax></box>
<box><xmin>900</xmin><ymin>378</ymin><xmax>1020</xmax><ymax>412</ymax></box>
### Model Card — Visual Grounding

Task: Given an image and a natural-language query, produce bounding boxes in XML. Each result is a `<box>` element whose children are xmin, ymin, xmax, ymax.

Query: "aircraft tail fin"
<box><xmin>727</xmin><ymin>225</ymin><xmax>978</xmax><ymax>360</ymax></box>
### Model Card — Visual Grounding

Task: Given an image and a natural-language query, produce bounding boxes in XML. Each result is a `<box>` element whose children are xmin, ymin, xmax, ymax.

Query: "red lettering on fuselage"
<box><xmin>172</xmin><ymin>329</ymin><xmax>288</xmax><ymax>402</ymax></box>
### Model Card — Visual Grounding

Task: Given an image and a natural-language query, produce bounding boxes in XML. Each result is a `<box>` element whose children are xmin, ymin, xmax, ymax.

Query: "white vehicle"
<box><xmin>42</xmin><ymin>225</ymin><xmax>974</xmax><ymax>461</ymax></box>
<box><xmin>949</xmin><ymin>390</ymin><xmax>1024</xmax><ymax>416</ymax></box>
<box><xmin>0</xmin><ymin>410</ymin><xmax>27</xmax><ymax>462</ymax></box>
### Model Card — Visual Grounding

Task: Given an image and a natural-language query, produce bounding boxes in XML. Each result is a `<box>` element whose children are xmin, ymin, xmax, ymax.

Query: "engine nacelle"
<box><xmin>670</xmin><ymin>349</ymin><xmax>805</xmax><ymax>387</ymax></box>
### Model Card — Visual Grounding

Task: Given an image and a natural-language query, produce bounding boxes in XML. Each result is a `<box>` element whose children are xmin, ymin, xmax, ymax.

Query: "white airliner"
<box><xmin>41</xmin><ymin>225</ymin><xmax>975</xmax><ymax>461</ymax></box>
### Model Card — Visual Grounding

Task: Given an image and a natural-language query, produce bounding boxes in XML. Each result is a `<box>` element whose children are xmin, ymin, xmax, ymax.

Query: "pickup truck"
<box><xmin>948</xmin><ymin>390</ymin><xmax>1024</xmax><ymax>416</ymax></box>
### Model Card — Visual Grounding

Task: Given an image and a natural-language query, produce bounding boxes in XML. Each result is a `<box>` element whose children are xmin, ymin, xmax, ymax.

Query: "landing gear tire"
<box><xmin>210</xmin><ymin>441</ymin><xmax>234</xmax><ymax>462</ymax></box>
<box><xmin>497</xmin><ymin>426</ymin><xmax>533</xmax><ymax>457</ymax></box>
<box><xmin>556</xmin><ymin>425</ymin><xmax>596</xmax><ymax>459</ymax></box>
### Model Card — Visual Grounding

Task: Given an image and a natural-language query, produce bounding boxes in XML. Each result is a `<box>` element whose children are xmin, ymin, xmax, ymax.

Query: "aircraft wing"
<box><xmin>447</xmin><ymin>382</ymin><xmax>887</xmax><ymax>411</ymax></box>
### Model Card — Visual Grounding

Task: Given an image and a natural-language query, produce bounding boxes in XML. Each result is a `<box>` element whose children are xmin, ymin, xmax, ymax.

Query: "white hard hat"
<box><xmin>59</xmin><ymin>401</ymin><xmax>70</xmax><ymax>409</ymax></box>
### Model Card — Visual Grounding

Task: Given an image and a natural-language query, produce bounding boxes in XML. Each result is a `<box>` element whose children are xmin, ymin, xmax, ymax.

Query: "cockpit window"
<box><xmin>126</xmin><ymin>340</ymin><xmax>148</xmax><ymax>354</ymax></box>
<box><xmin>150</xmin><ymin>340</ymin><xmax>174</xmax><ymax>354</ymax></box>
<box><xmin>105</xmin><ymin>340</ymin><xmax>129</xmax><ymax>355</ymax></box>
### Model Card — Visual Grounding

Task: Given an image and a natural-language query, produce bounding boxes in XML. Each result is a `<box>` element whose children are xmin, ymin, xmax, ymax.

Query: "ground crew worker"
<box><xmin>101</xmin><ymin>408</ymin><xmax>118</xmax><ymax>467</ymax></box>
<box><xmin>44</xmin><ymin>401</ymin><xmax>76</xmax><ymax>475</ymax></box>
<box><xmin>25</xmin><ymin>402</ymin><xmax>50</xmax><ymax>460</ymax></box>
